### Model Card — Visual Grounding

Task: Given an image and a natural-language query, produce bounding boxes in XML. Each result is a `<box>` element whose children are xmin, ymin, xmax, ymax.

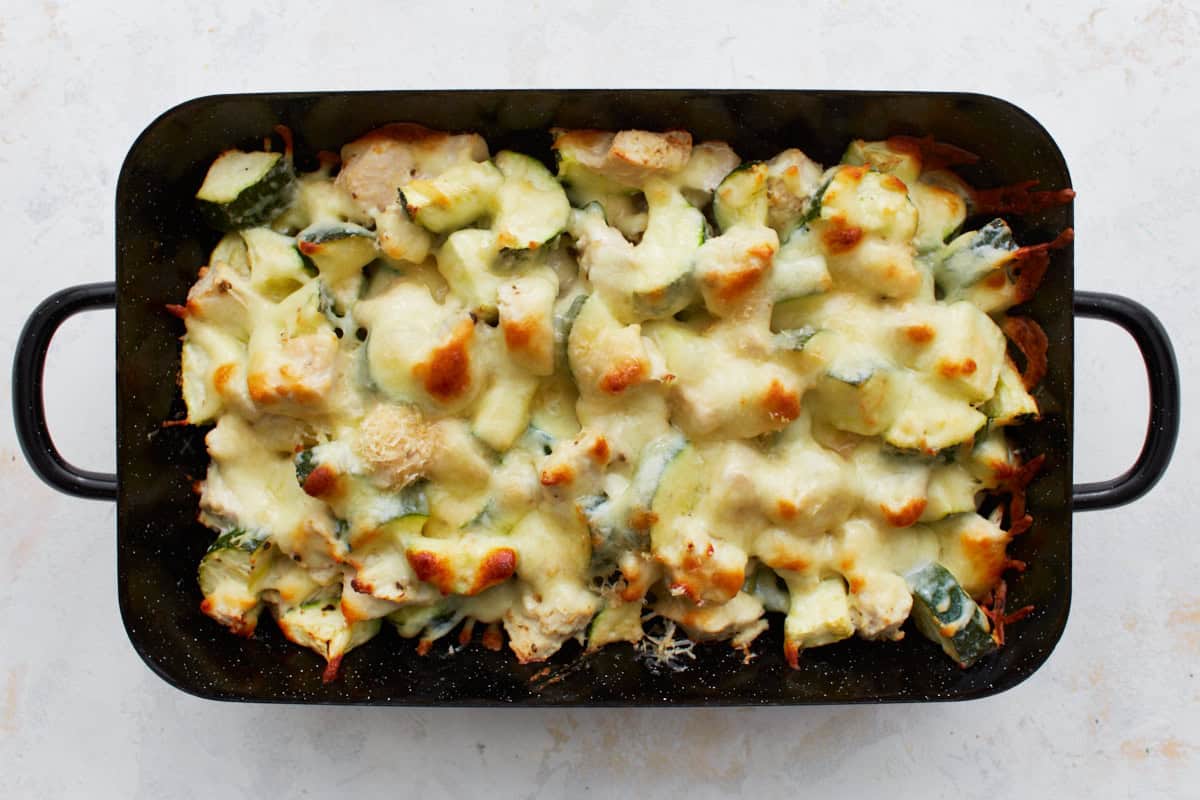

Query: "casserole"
<box><xmin>12</xmin><ymin>90</ymin><xmax>1180</xmax><ymax>705</ymax></box>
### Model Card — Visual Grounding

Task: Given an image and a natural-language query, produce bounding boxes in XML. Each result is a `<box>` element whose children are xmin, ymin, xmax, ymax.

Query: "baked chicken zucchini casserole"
<box><xmin>175</xmin><ymin>123</ymin><xmax>1072</xmax><ymax>681</ymax></box>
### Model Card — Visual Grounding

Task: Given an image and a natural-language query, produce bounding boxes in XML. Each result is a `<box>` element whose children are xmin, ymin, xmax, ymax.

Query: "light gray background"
<box><xmin>1</xmin><ymin>1</ymin><xmax>1196</xmax><ymax>797</ymax></box>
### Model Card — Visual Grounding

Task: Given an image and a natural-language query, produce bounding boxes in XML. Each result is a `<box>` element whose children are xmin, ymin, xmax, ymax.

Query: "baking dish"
<box><xmin>11</xmin><ymin>90</ymin><xmax>1180</xmax><ymax>705</ymax></box>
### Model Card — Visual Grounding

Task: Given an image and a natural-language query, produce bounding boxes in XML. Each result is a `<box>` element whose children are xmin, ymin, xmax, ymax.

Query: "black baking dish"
<box><xmin>12</xmin><ymin>90</ymin><xmax>1180</xmax><ymax>705</ymax></box>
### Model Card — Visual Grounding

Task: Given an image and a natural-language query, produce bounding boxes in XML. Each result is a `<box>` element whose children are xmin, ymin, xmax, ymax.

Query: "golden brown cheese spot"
<box><xmin>703</xmin><ymin>242</ymin><xmax>775</xmax><ymax>303</ymax></box>
<box><xmin>599</xmin><ymin>357</ymin><xmax>648</xmax><ymax>394</ymax></box>
<box><xmin>340</xmin><ymin>598</ymin><xmax>368</xmax><ymax>625</ymax></box>
<box><xmin>413</xmin><ymin>318</ymin><xmax>474</xmax><ymax>402</ymax></box>
<box><xmin>502</xmin><ymin>315</ymin><xmax>535</xmax><ymax>351</ymax></box>
<box><xmin>199</xmin><ymin>599</ymin><xmax>256</xmax><ymax>638</ymax></box>
<box><xmin>903</xmin><ymin>324</ymin><xmax>936</xmax><ymax>344</ymax></box>
<box><xmin>777</xmin><ymin>499</ymin><xmax>799</xmax><ymax>520</ymax></box>
<box><xmin>619</xmin><ymin>556</ymin><xmax>658</xmax><ymax>602</ymax></box>
<box><xmin>881</xmin><ymin>498</ymin><xmax>928</xmax><ymax>528</ymax></box>
<box><xmin>984</xmin><ymin>270</ymin><xmax>1008</xmax><ymax>289</ymax></box>
<box><xmin>762</xmin><ymin>380</ymin><xmax>801</xmax><ymax>424</ymax></box>
<box><xmin>848</xmin><ymin>576</ymin><xmax>866</xmax><ymax>594</ymax></box>
<box><xmin>246</xmin><ymin>372</ymin><xmax>272</xmax><ymax>404</ymax></box>
<box><xmin>469</xmin><ymin>548</ymin><xmax>518</xmax><ymax>595</ymax></box>
<box><xmin>588</xmin><ymin>435</ymin><xmax>611</xmax><ymax>464</ymax></box>
<box><xmin>350</xmin><ymin>576</ymin><xmax>375</xmax><ymax>595</ymax></box>
<box><xmin>669</xmin><ymin>559</ymin><xmax>745</xmax><ymax>605</ymax></box>
<box><xmin>406</xmin><ymin>550</ymin><xmax>450</xmax><ymax>593</ymax></box>
<box><xmin>961</xmin><ymin>531</ymin><xmax>1010</xmax><ymax>599</ymax></box>
<box><xmin>213</xmin><ymin>362</ymin><xmax>237</xmax><ymax>393</ymax></box>
<box><xmin>841</xmin><ymin>165</ymin><xmax>868</xmax><ymax>183</ymax></box>
<box><xmin>821</xmin><ymin>218</ymin><xmax>864</xmax><ymax>254</ymax></box>
<box><xmin>937</xmin><ymin>357</ymin><xmax>978</xmax><ymax>379</ymax></box>
<box><xmin>774</xmin><ymin>552</ymin><xmax>812</xmax><ymax>574</ymax></box>
<box><xmin>881</xmin><ymin>174</ymin><xmax>908</xmax><ymax>193</ymax></box>
<box><xmin>540</xmin><ymin>464</ymin><xmax>575</xmax><ymax>487</ymax></box>
<box><xmin>302</xmin><ymin>464</ymin><xmax>340</xmax><ymax>499</ymax></box>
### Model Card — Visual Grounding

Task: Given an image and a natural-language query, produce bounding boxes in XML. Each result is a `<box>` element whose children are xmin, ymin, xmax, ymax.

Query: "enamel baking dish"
<box><xmin>11</xmin><ymin>91</ymin><xmax>1180</xmax><ymax>705</ymax></box>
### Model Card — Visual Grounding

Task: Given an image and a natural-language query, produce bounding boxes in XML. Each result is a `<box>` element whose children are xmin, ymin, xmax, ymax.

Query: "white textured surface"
<box><xmin>1</xmin><ymin>1</ymin><xmax>1197</xmax><ymax>796</ymax></box>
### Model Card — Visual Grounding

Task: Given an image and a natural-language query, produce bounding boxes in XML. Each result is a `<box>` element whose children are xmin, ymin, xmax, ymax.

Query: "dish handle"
<box><xmin>1072</xmin><ymin>291</ymin><xmax>1179</xmax><ymax>511</ymax></box>
<box><xmin>12</xmin><ymin>282</ymin><xmax>118</xmax><ymax>501</ymax></box>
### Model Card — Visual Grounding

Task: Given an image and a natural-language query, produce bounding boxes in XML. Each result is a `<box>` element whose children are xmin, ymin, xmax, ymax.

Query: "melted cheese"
<box><xmin>181</xmin><ymin>125</ymin><xmax>1049</xmax><ymax>672</ymax></box>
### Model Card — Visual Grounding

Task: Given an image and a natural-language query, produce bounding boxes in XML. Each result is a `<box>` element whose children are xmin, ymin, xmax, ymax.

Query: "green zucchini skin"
<box><xmin>712</xmin><ymin>162</ymin><xmax>768</xmax><ymax>232</ymax></box>
<box><xmin>295</xmin><ymin>223</ymin><xmax>378</xmax><ymax>285</ymax></box>
<box><xmin>554</xmin><ymin>293</ymin><xmax>589</xmax><ymax>369</ymax></box>
<box><xmin>583</xmin><ymin>430</ymin><xmax>686</xmax><ymax>573</ymax></box>
<box><xmin>400</xmin><ymin>160</ymin><xmax>503</xmax><ymax>234</ymax></box>
<box><xmin>493</xmin><ymin>151</ymin><xmax>571</xmax><ymax>250</ymax></box>
<box><xmin>905</xmin><ymin>561</ymin><xmax>997</xmax><ymax>667</ymax></box>
<box><xmin>196</xmin><ymin>151</ymin><xmax>296</xmax><ymax>231</ymax></box>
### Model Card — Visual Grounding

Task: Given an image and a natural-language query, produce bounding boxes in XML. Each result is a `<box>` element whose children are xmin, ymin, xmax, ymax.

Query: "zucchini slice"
<box><xmin>196</xmin><ymin>149</ymin><xmax>296</xmax><ymax>231</ymax></box>
<box><xmin>905</xmin><ymin>561</ymin><xmax>997</xmax><ymax>667</ymax></box>
<box><xmin>745</xmin><ymin>563</ymin><xmax>790</xmax><ymax>614</ymax></box>
<box><xmin>713</xmin><ymin>162</ymin><xmax>769</xmax><ymax>232</ymax></box>
<box><xmin>493</xmin><ymin>151</ymin><xmax>571</xmax><ymax>250</ymax></box>
<box><xmin>400</xmin><ymin>160</ymin><xmax>503</xmax><ymax>233</ymax></box>
<box><xmin>586</xmin><ymin>600</ymin><xmax>644</xmax><ymax>650</ymax></box>
<box><xmin>910</xmin><ymin>180</ymin><xmax>968</xmax><ymax>253</ymax></box>
<box><xmin>296</xmin><ymin>222</ymin><xmax>378</xmax><ymax>283</ymax></box>
<box><xmin>921</xmin><ymin>463</ymin><xmax>983</xmax><ymax>522</ymax></box>
<box><xmin>387</xmin><ymin>598</ymin><xmax>465</xmax><ymax>642</ymax></box>
<box><xmin>884</xmin><ymin>374</ymin><xmax>987</xmax><ymax>453</ymax></box>
<box><xmin>781</xmin><ymin>575</ymin><xmax>854</xmax><ymax>660</ymax></box>
<box><xmin>209</xmin><ymin>231</ymin><xmax>251</xmax><ymax>274</ymax></box>
<box><xmin>293</xmin><ymin>444</ymin><xmax>431</xmax><ymax>538</ymax></box>
<box><xmin>273</xmin><ymin>592</ymin><xmax>382</xmax><ymax>681</ymax></box>
<box><xmin>982</xmin><ymin>358</ymin><xmax>1039</xmax><ymax>426</ymax></box>
<box><xmin>841</xmin><ymin>139</ymin><xmax>921</xmax><ymax>185</ymax></box>
<box><xmin>471</xmin><ymin>373</ymin><xmax>539</xmax><ymax>452</ymax></box>
<box><xmin>629</xmin><ymin>180</ymin><xmax>705</xmax><ymax>318</ymax></box>
<box><xmin>769</xmin><ymin>226</ymin><xmax>832</xmax><ymax>304</ymax></box>
<box><xmin>649</xmin><ymin>442</ymin><xmax>703</xmax><ymax>526</ymax></box>
<box><xmin>674</xmin><ymin>141</ymin><xmax>741</xmax><ymax>206</ymax></box>
<box><xmin>934</xmin><ymin>219</ymin><xmax>1017</xmax><ymax>297</ymax></box>
<box><xmin>808</xmin><ymin>332</ymin><xmax>901</xmax><ymax>436</ymax></box>
<box><xmin>198</xmin><ymin>531</ymin><xmax>268</xmax><ymax>636</ymax></box>
<box><xmin>373</xmin><ymin>204</ymin><xmax>433</xmax><ymax>265</ymax></box>
<box><xmin>436</xmin><ymin>229</ymin><xmax>504</xmax><ymax>322</ymax></box>
<box><xmin>584</xmin><ymin>430</ymin><xmax>686</xmax><ymax>571</ymax></box>
<box><xmin>241</xmin><ymin>227</ymin><xmax>312</xmax><ymax>299</ymax></box>
<box><xmin>553</xmin><ymin>293</ymin><xmax>589</xmax><ymax>370</ymax></box>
